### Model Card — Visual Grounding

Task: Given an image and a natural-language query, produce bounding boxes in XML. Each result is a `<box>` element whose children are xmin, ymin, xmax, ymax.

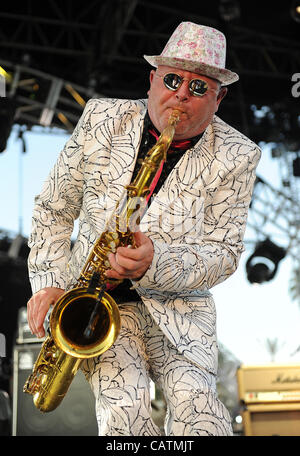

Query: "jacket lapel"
<box><xmin>141</xmin><ymin>123</ymin><xmax>214</xmax><ymax>239</ymax></box>
<box><xmin>104</xmin><ymin>103</ymin><xmax>147</xmax><ymax>221</ymax></box>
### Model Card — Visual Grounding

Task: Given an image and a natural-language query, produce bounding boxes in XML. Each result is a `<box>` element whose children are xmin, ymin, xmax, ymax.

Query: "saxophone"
<box><xmin>23</xmin><ymin>108</ymin><xmax>180</xmax><ymax>412</ymax></box>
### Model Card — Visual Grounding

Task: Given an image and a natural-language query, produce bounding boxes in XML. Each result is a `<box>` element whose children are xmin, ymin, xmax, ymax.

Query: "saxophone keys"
<box><xmin>109</xmin><ymin>241</ymin><xmax>116</xmax><ymax>252</ymax></box>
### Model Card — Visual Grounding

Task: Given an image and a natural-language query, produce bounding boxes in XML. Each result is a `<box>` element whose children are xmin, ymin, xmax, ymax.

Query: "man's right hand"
<box><xmin>27</xmin><ymin>287</ymin><xmax>65</xmax><ymax>338</ymax></box>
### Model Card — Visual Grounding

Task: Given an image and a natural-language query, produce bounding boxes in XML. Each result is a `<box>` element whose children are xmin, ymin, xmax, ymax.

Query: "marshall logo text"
<box><xmin>272</xmin><ymin>373</ymin><xmax>300</xmax><ymax>384</ymax></box>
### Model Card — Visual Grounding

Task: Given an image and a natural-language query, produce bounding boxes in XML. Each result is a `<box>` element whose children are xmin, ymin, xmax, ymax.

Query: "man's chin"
<box><xmin>173</xmin><ymin>123</ymin><xmax>191</xmax><ymax>140</ymax></box>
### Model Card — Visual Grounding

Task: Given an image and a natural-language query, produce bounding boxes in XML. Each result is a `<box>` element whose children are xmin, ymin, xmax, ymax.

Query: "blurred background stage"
<box><xmin>0</xmin><ymin>0</ymin><xmax>300</xmax><ymax>436</ymax></box>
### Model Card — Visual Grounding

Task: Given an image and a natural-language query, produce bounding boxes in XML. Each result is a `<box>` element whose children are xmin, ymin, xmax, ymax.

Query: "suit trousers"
<box><xmin>82</xmin><ymin>300</ymin><xmax>233</xmax><ymax>436</ymax></box>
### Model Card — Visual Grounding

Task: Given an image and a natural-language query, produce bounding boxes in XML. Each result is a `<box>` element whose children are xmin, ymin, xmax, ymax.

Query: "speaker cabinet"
<box><xmin>12</xmin><ymin>344</ymin><xmax>98</xmax><ymax>436</ymax></box>
<box><xmin>237</xmin><ymin>364</ymin><xmax>300</xmax><ymax>436</ymax></box>
<box><xmin>242</xmin><ymin>403</ymin><xmax>300</xmax><ymax>436</ymax></box>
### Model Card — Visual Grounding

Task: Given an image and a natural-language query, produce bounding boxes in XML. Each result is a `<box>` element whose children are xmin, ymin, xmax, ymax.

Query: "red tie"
<box><xmin>148</xmin><ymin>127</ymin><xmax>193</xmax><ymax>153</ymax></box>
<box><xmin>145</xmin><ymin>127</ymin><xmax>193</xmax><ymax>203</ymax></box>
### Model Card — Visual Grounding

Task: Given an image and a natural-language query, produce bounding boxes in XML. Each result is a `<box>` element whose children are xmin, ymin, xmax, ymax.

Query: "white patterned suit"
<box><xmin>28</xmin><ymin>98</ymin><xmax>261</xmax><ymax>435</ymax></box>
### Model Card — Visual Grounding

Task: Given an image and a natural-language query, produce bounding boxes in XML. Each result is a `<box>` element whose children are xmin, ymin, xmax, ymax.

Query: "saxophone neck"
<box><xmin>147</xmin><ymin>109</ymin><xmax>181</xmax><ymax>164</ymax></box>
<box><xmin>158</xmin><ymin>109</ymin><xmax>180</xmax><ymax>145</ymax></box>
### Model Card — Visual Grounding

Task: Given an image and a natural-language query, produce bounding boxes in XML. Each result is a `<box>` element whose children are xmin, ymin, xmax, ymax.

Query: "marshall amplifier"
<box><xmin>16</xmin><ymin>307</ymin><xmax>39</xmax><ymax>344</ymax></box>
<box><xmin>12</xmin><ymin>343</ymin><xmax>98</xmax><ymax>436</ymax></box>
<box><xmin>237</xmin><ymin>364</ymin><xmax>300</xmax><ymax>436</ymax></box>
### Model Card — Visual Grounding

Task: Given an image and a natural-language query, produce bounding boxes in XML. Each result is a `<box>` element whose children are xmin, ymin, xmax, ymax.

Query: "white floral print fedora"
<box><xmin>144</xmin><ymin>22</ymin><xmax>239</xmax><ymax>86</ymax></box>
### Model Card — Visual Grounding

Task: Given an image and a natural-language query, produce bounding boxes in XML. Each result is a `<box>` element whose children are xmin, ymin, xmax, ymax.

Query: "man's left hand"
<box><xmin>106</xmin><ymin>231</ymin><xmax>154</xmax><ymax>280</ymax></box>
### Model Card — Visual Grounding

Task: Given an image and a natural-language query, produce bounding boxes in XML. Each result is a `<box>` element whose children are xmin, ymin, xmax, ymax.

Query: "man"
<box><xmin>27</xmin><ymin>22</ymin><xmax>261</xmax><ymax>435</ymax></box>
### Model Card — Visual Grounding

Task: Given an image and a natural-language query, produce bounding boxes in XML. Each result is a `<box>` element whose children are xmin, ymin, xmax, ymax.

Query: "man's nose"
<box><xmin>175</xmin><ymin>81</ymin><xmax>190</xmax><ymax>102</ymax></box>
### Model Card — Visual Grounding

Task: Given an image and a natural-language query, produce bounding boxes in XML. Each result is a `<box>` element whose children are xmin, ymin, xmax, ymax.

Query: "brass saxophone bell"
<box><xmin>50</xmin><ymin>287</ymin><xmax>120</xmax><ymax>359</ymax></box>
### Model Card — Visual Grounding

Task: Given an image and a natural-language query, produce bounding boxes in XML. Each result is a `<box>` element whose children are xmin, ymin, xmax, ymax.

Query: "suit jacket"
<box><xmin>28</xmin><ymin>98</ymin><xmax>261</xmax><ymax>375</ymax></box>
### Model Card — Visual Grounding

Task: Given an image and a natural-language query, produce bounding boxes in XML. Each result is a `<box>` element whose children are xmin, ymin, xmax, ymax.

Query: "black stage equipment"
<box><xmin>246</xmin><ymin>238</ymin><xmax>286</xmax><ymax>284</ymax></box>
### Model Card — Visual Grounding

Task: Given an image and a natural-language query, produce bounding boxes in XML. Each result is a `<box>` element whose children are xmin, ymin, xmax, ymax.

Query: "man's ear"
<box><xmin>215</xmin><ymin>87</ymin><xmax>228</xmax><ymax>112</ymax></box>
<box><xmin>149</xmin><ymin>69</ymin><xmax>156</xmax><ymax>84</ymax></box>
<box><xmin>218</xmin><ymin>86</ymin><xmax>228</xmax><ymax>102</ymax></box>
<box><xmin>147</xmin><ymin>70</ymin><xmax>156</xmax><ymax>95</ymax></box>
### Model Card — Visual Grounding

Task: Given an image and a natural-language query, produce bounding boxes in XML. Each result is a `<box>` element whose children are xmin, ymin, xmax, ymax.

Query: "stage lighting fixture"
<box><xmin>0</xmin><ymin>97</ymin><xmax>16</xmax><ymax>153</ymax></box>
<box><xmin>0</xmin><ymin>235</ymin><xmax>11</xmax><ymax>253</ymax></box>
<box><xmin>246</xmin><ymin>238</ymin><xmax>286</xmax><ymax>284</ymax></box>
<box><xmin>293</xmin><ymin>156</ymin><xmax>300</xmax><ymax>177</ymax></box>
<box><xmin>8</xmin><ymin>234</ymin><xmax>30</xmax><ymax>260</ymax></box>
<box><xmin>219</xmin><ymin>0</ymin><xmax>240</xmax><ymax>22</ymax></box>
<box><xmin>291</xmin><ymin>0</ymin><xmax>300</xmax><ymax>23</ymax></box>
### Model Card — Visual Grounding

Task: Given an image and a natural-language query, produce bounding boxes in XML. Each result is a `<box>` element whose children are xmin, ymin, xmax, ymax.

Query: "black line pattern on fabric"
<box><xmin>28</xmin><ymin>97</ymin><xmax>261</xmax><ymax>378</ymax></box>
<box><xmin>82</xmin><ymin>302</ymin><xmax>232</xmax><ymax>436</ymax></box>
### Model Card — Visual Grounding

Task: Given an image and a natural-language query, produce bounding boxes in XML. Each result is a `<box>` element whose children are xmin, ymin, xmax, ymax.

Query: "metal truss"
<box><xmin>248</xmin><ymin>178</ymin><xmax>300</xmax><ymax>254</ymax></box>
<box><xmin>228</xmin><ymin>25</ymin><xmax>300</xmax><ymax>81</ymax></box>
<box><xmin>1</xmin><ymin>58</ymin><xmax>102</xmax><ymax>132</ymax></box>
<box><xmin>1</xmin><ymin>1</ymin><xmax>299</xmax><ymax>100</ymax></box>
<box><xmin>246</xmin><ymin>157</ymin><xmax>300</xmax><ymax>272</ymax></box>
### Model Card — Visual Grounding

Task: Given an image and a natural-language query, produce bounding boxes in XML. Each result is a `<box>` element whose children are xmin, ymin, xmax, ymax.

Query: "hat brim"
<box><xmin>144</xmin><ymin>55</ymin><xmax>239</xmax><ymax>86</ymax></box>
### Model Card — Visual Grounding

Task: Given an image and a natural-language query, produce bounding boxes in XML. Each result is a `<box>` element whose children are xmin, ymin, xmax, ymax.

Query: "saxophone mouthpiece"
<box><xmin>169</xmin><ymin>109</ymin><xmax>181</xmax><ymax>125</ymax></box>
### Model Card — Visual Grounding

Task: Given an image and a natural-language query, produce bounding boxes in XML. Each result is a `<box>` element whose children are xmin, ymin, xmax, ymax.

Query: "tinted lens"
<box><xmin>190</xmin><ymin>79</ymin><xmax>208</xmax><ymax>96</ymax></box>
<box><xmin>162</xmin><ymin>73</ymin><xmax>209</xmax><ymax>97</ymax></box>
<box><xmin>163</xmin><ymin>73</ymin><xmax>182</xmax><ymax>91</ymax></box>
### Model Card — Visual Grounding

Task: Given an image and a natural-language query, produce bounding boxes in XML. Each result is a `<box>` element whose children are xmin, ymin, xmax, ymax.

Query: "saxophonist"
<box><xmin>26</xmin><ymin>22</ymin><xmax>261</xmax><ymax>436</ymax></box>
